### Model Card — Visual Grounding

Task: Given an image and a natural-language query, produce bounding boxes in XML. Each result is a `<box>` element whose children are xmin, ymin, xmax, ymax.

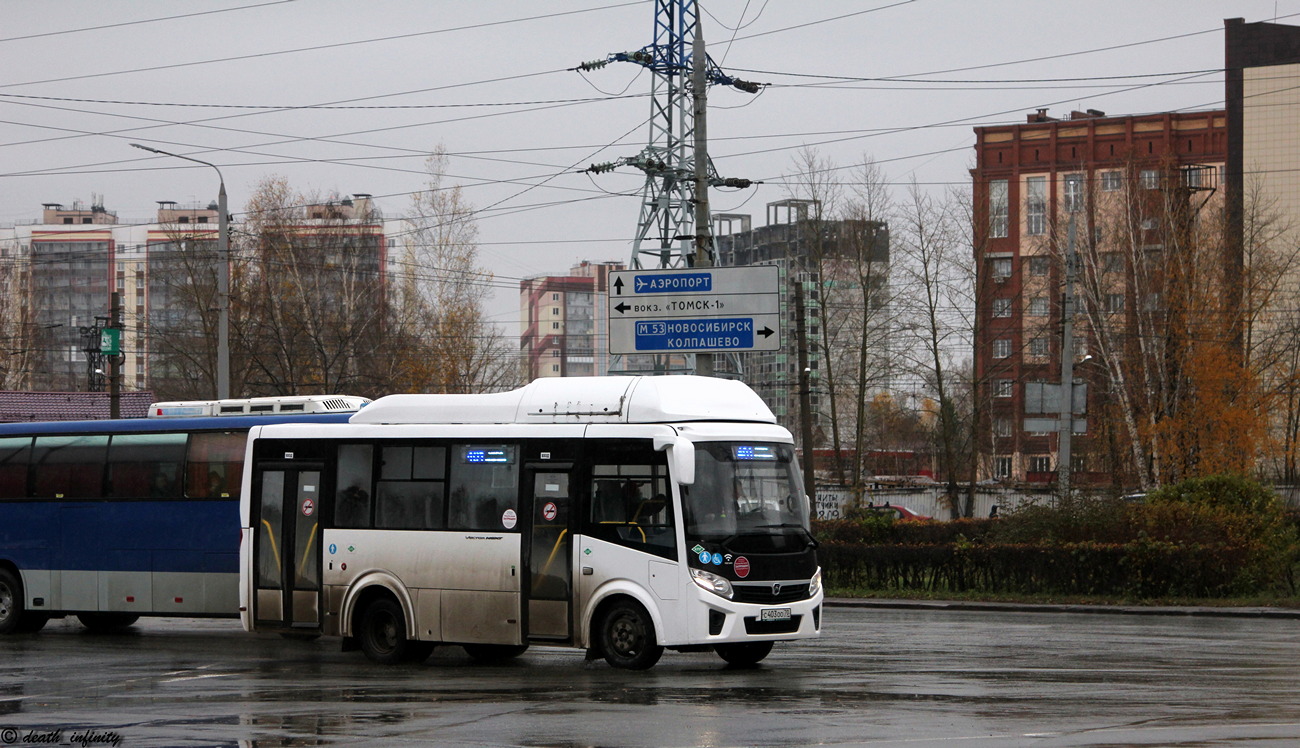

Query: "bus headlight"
<box><xmin>809</xmin><ymin>567</ymin><xmax>822</xmax><ymax>597</ymax></box>
<box><xmin>690</xmin><ymin>567</ymin><xmax>734</xmax><ymax>599</ymax></box>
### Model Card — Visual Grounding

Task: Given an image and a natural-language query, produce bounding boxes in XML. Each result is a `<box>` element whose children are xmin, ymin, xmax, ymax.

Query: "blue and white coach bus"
<box><xmin>0</xmin><ymin>395</ymin><xmax>368</xmax><ymax>635</ymax></box>
<box><xmin>240</xmin><ymin>376</ymin><xmax>822</xmax><ymax>669</ymax></box>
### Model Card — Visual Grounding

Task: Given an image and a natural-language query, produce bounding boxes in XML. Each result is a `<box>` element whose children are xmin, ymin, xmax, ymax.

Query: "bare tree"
<box><xmin>393</xmin><ymin>149</ymin><xmax>518</xmax><ymax>393</ymax></box>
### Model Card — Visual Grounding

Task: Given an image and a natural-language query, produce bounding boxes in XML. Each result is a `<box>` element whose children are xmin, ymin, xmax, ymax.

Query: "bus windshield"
<box><xmin>683</xmin><ymin>442</ymin><xmax>811</xmax><ymax>553</ymax></box>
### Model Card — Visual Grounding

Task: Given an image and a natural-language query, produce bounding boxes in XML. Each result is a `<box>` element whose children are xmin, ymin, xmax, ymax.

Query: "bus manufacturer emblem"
<box><xmin>771</xmin><ymin>583</ymin><xmax>781</xmax><ymax>596</ymax></box>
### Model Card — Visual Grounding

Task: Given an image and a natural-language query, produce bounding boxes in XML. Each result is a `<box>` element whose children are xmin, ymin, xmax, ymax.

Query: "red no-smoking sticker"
<box><xmin>733</xmin><ymin>556</ymin><xmax>750</xmax><ymax>578</ymax></box>
<box><xmin>301</xmin><ymin>498</ymin><xmax>315</xmax><ymax>517</ymax></box>
<box><xmin>542</xmin><ymin>502</ymin><xmax>558</xmax><ymax>521</ymax></box>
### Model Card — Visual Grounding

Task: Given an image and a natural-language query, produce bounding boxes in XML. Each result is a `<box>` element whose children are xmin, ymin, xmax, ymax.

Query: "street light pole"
<box><xmin>131</xmin><ymin>144</ymin><xmax>230</xmax><ymax>399</ymax></box>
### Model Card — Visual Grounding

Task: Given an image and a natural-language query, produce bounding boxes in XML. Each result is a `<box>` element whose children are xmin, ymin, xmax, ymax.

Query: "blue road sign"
<box><xmin>635</xmin><ymin>318</ymin><xmax>760</xmax><ymax>351</ymax></box>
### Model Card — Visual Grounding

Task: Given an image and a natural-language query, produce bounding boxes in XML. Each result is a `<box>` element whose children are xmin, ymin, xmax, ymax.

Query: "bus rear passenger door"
<box><xmin>525</xmin><ymin>465</ymin><xmax>573</xmax><ymax>640</ymax></box>
<box><xmin>252</xmin><ymin>465</ymin><xmax>324</xmax><ymax>630</ymax></box>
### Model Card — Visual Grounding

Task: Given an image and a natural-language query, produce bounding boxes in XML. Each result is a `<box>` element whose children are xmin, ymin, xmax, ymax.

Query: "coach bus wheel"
<box><xmin>714</xmin><ymin>640</ymin><xmax>773</xmax><ymax>667</ymax></box>
<box><xmin>358</xmin><ymin>598</ymin><xmax>427</xmax><ymax>665</ymax></box>
<box><xmin>463</xmin><ymin>643</ymin><xmax>529</xmax><ymax>662</ymax></box>
<box><xmin>0</xmin><ymin>568</ymin><xmax>46</xmax><ymax>635</ymax></box>
<box><xmin>76</xmin><ymin>613</ymin><xmax>140</xmax><ymax>633</ymax></box>
<box><xmin>599</xmin><ymin>599</ymin><xmax>663</xmax><ymax>670</ymax></box>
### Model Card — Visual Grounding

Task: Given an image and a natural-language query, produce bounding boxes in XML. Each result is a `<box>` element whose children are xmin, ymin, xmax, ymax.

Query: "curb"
<box><xmin>824</xmin><ymin>597</ymin><xmax>1300</xmax><ymax>620</ymax></box>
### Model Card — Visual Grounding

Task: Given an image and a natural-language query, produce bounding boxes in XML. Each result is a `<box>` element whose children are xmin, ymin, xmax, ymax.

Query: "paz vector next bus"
<box><xmin>240</xmin><ymin>376</ymin><xmax>822</xmax><ymax>669</ymax></box>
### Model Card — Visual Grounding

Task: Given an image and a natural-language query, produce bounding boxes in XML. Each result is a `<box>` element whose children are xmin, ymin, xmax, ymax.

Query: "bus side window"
<box><xmin>375</xmin><ymin>445</ymin><xmax>446</xmax><ymax>530</ymax></box>
<box><xmin>186</xmin><ymin>432</ymin><xmax>247</xmax><ymax>499</ymax></box>
<box><xmin>448</xmin><ymin>445</ymin><xmax>517</xmax><ymax>532</ymax></box>
<box><xmin>585</xmin><ymin>441</ymin><xmax>674</xmax><ymax>559</ymax></box>
<box><xmin>0</xmin><ymin>437</ymin><xmax>32</xmax><ymax>498</ymax></box>
<box><xmin>334</xmin><ymin>444</ymin><xmax>373</xmax><ymax>528</ymax></box>
<box><xmin>106</xmin><ymin>433</ymin><xmax>187</xmax><ymax>499</ymax></box>
<box><xmin>31</xmin><ymin>435</ymin><xmax>109</xmax><ymax>499</ymax></box>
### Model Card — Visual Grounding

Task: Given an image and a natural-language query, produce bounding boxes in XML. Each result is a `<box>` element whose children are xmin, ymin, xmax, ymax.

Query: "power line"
<box><xmin>0</xmin><ymin>1</ymin><xmax>296</xmax><ymax>44</ymax></box>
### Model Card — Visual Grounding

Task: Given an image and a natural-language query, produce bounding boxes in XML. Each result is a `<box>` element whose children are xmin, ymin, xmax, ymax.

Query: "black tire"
<box><xmin>599</xmin><ymin>599</ymin><xmax>663</xmax><ymax>670</ymax></box>
<box><xmin>714</xmin><ymin>640</ymin><xmax>774</xmax><ymax>667</ymax></box>
<box><xmin>0</xmin><ymin>568</ymin><xmax>46</xmax><ymax>635</ymax></box>
<box><xmin>76</xmin><ymin>612</ymin><xmax>140</xmax><ymax>633</ymax></box>
<box><xmin>463</xmin><ymin>643</ymin><xmax>528</xmax><ymax>662</ymax></box>
<box><xmin>357</xmin><ymin>598</ymin><xmax>426</xmax><ymax>665</ymax></box>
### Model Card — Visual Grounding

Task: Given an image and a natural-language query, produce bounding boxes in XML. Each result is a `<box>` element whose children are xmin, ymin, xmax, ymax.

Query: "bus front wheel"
<box><xmin>598</xmin><ymin>599</ymin><xmax>662</xmax><ymax>670</ymax></box>
<box><xmin>0</xmin><ymin>568</ymin><xmax>48</xmax><ymax>635</ymax></box>
<box><xmin>714</xmin><ymin>640</ymin><xmax>773</xmax><ymax>667</ymax></box>
<box><xmin>358</xmin><ymin>598</ymin><xmax>430</xmax><ymax>665</ymax></box>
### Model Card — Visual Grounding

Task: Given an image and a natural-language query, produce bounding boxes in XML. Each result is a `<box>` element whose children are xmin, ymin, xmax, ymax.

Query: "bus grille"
<box><xmin>732</xmin><ymin>582</ymin><xmax>811</xmax><ymax>605</ymax></box>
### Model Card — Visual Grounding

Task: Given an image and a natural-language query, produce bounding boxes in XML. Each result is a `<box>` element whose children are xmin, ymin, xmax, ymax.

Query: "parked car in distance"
<box><xmin>864</xmin><ymin>503</ymin><xmax>931</xmax><ymax>521</ymax></box>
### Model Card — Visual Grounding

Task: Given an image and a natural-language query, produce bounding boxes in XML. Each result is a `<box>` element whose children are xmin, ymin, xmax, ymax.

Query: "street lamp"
<box><xmin>131</xmin><ymin>143</ymin><xmax>230</xmax><ymax>399</ymax></box>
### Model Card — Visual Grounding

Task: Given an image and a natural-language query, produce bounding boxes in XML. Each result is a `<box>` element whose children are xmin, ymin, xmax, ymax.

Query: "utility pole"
<box><xmin>109</xmin><ymin>292</ymin><xmax>122</xmax><ymax>419</ymax></box>
<box><xmin>1058</xmin><ymin>214</ymin><xmax>1078</xmax><ymax>495</ymax></box>
<box><xmin>794</xmin><ymin>278</ymin><xmax>816</xmax><ymax>498</ymax></box>
<box><xmin>691</xmin><ymin>12</ymin><xmax>713</xmax><ymax>377</ymax></box>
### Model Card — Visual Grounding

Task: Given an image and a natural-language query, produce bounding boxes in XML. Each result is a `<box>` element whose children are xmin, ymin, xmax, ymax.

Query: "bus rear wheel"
<box><xmin>76</xmin><ymin>613</ymin><xmax>140</xmax><ymax>633</ymax></box>
<box><xmin>599</xmin><ymin>599</ymin><xmax>662</xmax><ymax>670</ymax></box>
<box><xmin>358</xmin><ymin>598</ymin><xmax>429</xmax><ymax>665</ymax></box>
<box><xmin>714</xmin><ymin>640</ymin><xmax>773</xmax><ymax>667</ymax></box>
<box><xmin>463</xmin><ymin>643</ymin><xmax>528</xmax><ymax>662</ymax></box>
<box><xmin>0</xmin><ymin>568</ymin><xmax>48</xmax><ymax>635</ymax></box>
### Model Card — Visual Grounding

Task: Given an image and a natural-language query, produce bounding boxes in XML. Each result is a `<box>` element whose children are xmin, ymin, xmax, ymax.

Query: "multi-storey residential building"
<box><xmin>714</xmin><ymin>200</ymin><xmax>891</xmax><ymax>446</ymax></box>
<box><xmin>0</xmin><ymin>195</ymin><xmax>385</xmax><ymax>399</ymax></box>
<box><xmin>971</xmin><ymin>109</ymin><xmax>1227</xmax><ymax>484</ymax></box>
<box><xmin>519</xmin><ymin>261</ymin><xmax>623</xmax><ymax>380</ymax></box>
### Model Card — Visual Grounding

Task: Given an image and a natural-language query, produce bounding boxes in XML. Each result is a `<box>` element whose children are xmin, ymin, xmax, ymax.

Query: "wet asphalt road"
<box><xmin>0</xmin><ymin>604</ymin><xmax>1298</xmax><ymax>747</ymax></box>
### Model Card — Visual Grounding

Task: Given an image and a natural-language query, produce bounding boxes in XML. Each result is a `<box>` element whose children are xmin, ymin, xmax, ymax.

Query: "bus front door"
<box><xmin>525</xmin><ymin>466</ymin><xmax>573</xmax><ymax>640</ymax></box>
<box><xmin>252</xmin><ymin>465</ymin><xmax>324</xmax><ymax>630</ymax></box>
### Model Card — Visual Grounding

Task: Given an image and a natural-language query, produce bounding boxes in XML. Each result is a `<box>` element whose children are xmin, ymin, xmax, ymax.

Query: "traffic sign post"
<box><xmin>608</xmin><ymin>267</ymin><xmax>781</xmax><ymax>354</ymax></box>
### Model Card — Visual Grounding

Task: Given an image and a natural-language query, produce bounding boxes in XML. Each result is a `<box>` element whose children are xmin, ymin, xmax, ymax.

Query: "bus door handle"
<box><xmin>582</xmin><ymin>567</ymin><xmax>594</xmax><ymax>576</ymax></box>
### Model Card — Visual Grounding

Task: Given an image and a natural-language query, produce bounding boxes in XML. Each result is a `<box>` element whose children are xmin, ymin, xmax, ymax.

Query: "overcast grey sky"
<box><xmin>1</xmin><ymin>1</ymin><xmax>1293</xmax><ymax>328</ymax></box>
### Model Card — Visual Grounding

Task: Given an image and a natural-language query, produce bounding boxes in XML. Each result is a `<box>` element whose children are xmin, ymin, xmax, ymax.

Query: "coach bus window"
<box><xmin>31</xmin><ymin>435</ymin><xmax>109</xmax><ymax>499</ymax></box>
<box><xmin>107</xmin><ymin>433</ymin><xmax>186</xmax><ymax>499</ymax></box>
<box><xmin>375</xmin><ymin>445</ymin><xmax>446</xmax><ymax>530</ymax></box>
<box><xmin>448</xmin><ymin>445</ymin><xmax>518</xmax><ymax>531</ymax></box>
<box><xmin>334</xmin><ymin>444</ymin><xmax>373</xmax><ymax>528</ymax></box>
<box><xmin>187</xmin><ymin>431</ymin><xmax>247</xmax><ymax>498</ymax></box>
<box><xmin>0</xmin><ymin>437</ymin><xmax>31</xmax><ymax>498</ymax></box>
<box><xmin>586</xmin><ymin>442</ymin><xmax>674</xmax><ymax>559</ymax></box>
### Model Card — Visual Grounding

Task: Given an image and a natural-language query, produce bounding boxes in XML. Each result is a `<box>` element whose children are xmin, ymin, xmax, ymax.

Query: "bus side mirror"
<box><xmin>654</xmin><ymin>435</ymin><xmax>695</xmax><ymax>486</ymax></box>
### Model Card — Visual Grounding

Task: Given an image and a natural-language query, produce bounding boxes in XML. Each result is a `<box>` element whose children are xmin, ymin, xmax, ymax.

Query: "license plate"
<box><xmin>760</xmin><ymin>607</ymin><xmax>792</xmax><ymax>622</ymax></box>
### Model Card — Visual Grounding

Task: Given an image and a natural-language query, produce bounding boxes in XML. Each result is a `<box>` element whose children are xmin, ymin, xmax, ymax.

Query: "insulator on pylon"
<box><xmin>576</xmin><ymin>59</ymin><xmax>611</xmax><ymax>72</ymax></box>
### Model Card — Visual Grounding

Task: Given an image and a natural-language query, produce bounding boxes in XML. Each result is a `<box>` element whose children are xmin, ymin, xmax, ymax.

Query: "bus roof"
<box><xmin>350</xmin><ymin>376</ymin><xmax>776</xmax><ymax>426</ymax></box>
<box><xmin>0</xmin><ymin>411</ymin><xmax>355</xmax><ymax>436</ymax></box>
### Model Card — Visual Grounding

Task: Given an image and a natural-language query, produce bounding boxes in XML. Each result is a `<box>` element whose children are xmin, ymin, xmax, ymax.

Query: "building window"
<box><xmin>995</xmin><ymin>379</ymin><xmax>1013</xmax><ymax>398</ymax></box>
<box><xmin>1063</xmin><ymin>174</ymin><xmax>1084</xmax><ymax>213</ymax></box>
<box><xmin>989</xmin><ymin>179</ymin><xmax>1008</xmax><ymax>238</ymax></box>
<box><xmin>1029</xmin><ymin>337</ymin><xmax>1049</xmax><ymax>357</ymax></box>
<box><xmin>993</xmin><ymin>339</ymin><xmax>1012</xmax><ymax>359</ymax></box>
<box><xmin>1105</xmin><ymin>293</ymin><xmax>1125</xmax><ymax>313</ymax></box>
<box><xmin>551</xmin><ymin>350</ymin><xmax>560</xmax><ymax>357</ymax></box>
<box><xmin>1101</xmin><ymin>171</ymin><xmax>1122</xmax><ymax>191</ymax></box>
<box><xmin>1140</xmin><ymin>217</ymin><xmax>1158</xmax><ymax>231</ymax></box>
<box><xmin>1029</xmin><ymin>456</ymin><xmax>1053</xmax><ymax>473</ymax></box>
<box><xmin>1025</xmin><ymin>176</ymin><xmax>1046</xmax><ymax>236</ymax></box>
<box><xmin>991</xmin><ymin>257</ymin><xmax>1012</xmax><ymax>279</ymax></box>
<box><xmin>1028</xmin><ymin>256</ymin><xmax>1050</xmax><ymax>276</ymax></box>
<box><xmin>1028</xmin><ymin>297</ymin><xmax>1049</xmax><ymax>317</ymax></box>
<box><xmin>993</xmin><ymin>298</ymin><xmax>1012</xmax><ymax>318</ymax></box>
<box><xmin>552</xmin><ymin>321</ymin><xmax>560</xmax><ymax>330</ymax></box>
<box><xmin>993</xmin><ymin>417</ymin><xmax>1012</xmax><ymax>438</ymax></box>
<box><xmin>552</xmin><ymin>293</ymin><xmax>559</xmax><ymax>301</ymax></box>
<box><xmin>552</xmin><ymin>307</ymin><xmax>560</xmax><ymax>315</ymax></box>
<box><xmin>1140</xmin><ymin>169</ymin><xmax>1160</xmax><ymax>190</ymax></box>
<box><xmin>994</xmin><ymin>457</ymin><xmax>1012</xmax><ymax>479</ymax></box>
<box><xmin>1102</xmin><ymin>252</ymin><xmax>1123</xmax><ymax>274</ymax></box>
<box><xmin>551</xmin><ymin>364</ymin><xmax>559</xmax><ymax>372</ymax></box>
